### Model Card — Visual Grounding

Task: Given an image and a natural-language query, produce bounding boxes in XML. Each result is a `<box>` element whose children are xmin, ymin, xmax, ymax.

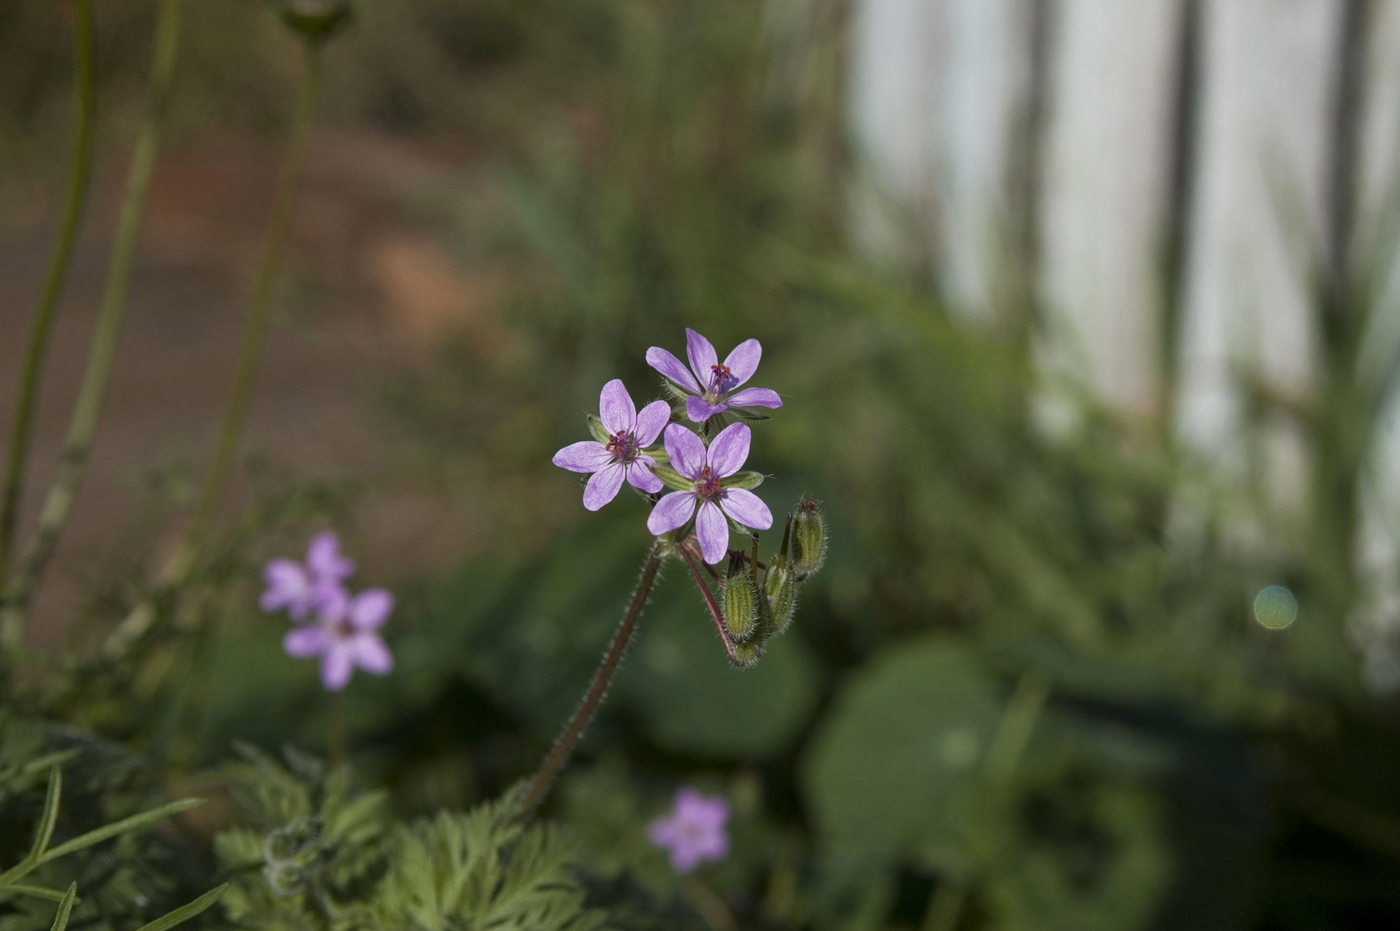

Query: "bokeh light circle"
<box><xmin>1253</xmin><ymin>586</ymin><xmax>1298</xmax><ymax>630</ymax></box>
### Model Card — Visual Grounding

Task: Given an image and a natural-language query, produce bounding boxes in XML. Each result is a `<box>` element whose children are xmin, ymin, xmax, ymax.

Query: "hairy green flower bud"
<box><xmin>722</xmin><ymin>553</ymin><xmax>760</xmax><ymax>643</ymax></box>
<box><xmin>277</xmin><ymin>0</ymin><xmax>353</xmax><ymax>42</ymax></box>
<box><xmin>732</xmin><ymin>640</ymin><xmax>764</xmax><ymax>667</ymax></box>
<box><xmin>764</xmin><ymin>560</ymin><xmax>797</xmax><ymax>637</ymax></box>
<box><xmin>792</xmin><ymin>498</ymin><xmax>827</xmax><ymax>581</ymax></box>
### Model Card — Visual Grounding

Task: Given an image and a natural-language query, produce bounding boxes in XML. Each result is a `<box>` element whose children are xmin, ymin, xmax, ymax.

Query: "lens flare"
<box><xmin>1253</xmin><ymin>586</ymin><xmax>1298</xmax><ymax>630</ymax></box>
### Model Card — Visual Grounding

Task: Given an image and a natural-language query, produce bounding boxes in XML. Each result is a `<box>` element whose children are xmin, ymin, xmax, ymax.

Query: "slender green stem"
<box><xmin>101</xmin><ymin>40</ymin><xmax>322</xmax><ymax>661</ymax></box>
<box><xmin>678</xmin><ymin>540</ymin><xmax>740</xmax><ymax>663</ymax></box>
<box><xmin>513</xmin><ymin>543</ymin><xmax>664</xmax><ymax>822</ymax></box>
<box><xmin>0</xmin><ymin>0</ymin><xmax>96</xmax><ymax>591</ymax></box>
<box><xmin>0</xmin><ymin>0</ymin><xmax>183</xmax><ymax>653</ymax></box>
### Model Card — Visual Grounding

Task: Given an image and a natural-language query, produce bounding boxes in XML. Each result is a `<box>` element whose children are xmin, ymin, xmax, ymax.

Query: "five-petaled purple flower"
<box><xmin>648</xmin><ymin>788</ymin><xmax>731</xmax><ymax>874</ymax></box>
<box><xmin>647</xmin><ymin>328</ymin><xmax>782</xmax><ymax>423</ymax></box>
<box><xmin>283</xmin><ymin>586</ymin><xmax>395</xmax><ymax>691</ymax></box>
<box><xmin>553</xmin><ymin>379</ymin><xmax>671</xmax><ymax>511</ymax></box>
<box><xmin>260</xmin><ymin>531</ymin><xmax>355</xmax><ymax>620</ymax></box>
<box><xmin>647</xmin><ymin>422</ymin><xmax>773</xmax><ymax>564</ymax></box>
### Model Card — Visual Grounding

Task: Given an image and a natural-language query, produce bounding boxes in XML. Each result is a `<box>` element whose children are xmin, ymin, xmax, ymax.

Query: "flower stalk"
<box><xmin>0</xmin><ymin>0</ymin><xmax>184</xmax><ymax>653</ymax></box>
<box><xmin>0</xmin><ymin>0</ymin><xmax>97</xmax><ymax>592</ymax></box>
<box><xmin>513</xmin><ymin>542</ymin><xmax>665</xmax><ymax>822</ymax></box>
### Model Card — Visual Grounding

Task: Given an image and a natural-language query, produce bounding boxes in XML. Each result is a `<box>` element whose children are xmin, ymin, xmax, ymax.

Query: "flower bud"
<box><xmin>732</xmin><ymin>641</ymin><xmax>763</xmax><ymax>667</ymax></box>
<box><xmin>764</xmin><ymin>560</ymin><xmax>798</xmax><ymax>637</ymax></box>
<box><xmin>277</xmin><ymin>0</ymin><xmax>353</xmax><ymax>42</ymax></box>
<box><xmin>722</xmin><ymin>553</ymin><xmax>760</xmax><ymax>644</ymax></box>
<box><xmin>792</xmin><ymin>498</ymin><xmax>827</xmax><ymax>581</ymax></box>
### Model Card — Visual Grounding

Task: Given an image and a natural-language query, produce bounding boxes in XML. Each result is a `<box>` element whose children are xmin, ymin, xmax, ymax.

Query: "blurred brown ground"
<box><xmin>0</xmin><ymin>130</ymin><xmax>504</xmax><ymax>650</ymax></box>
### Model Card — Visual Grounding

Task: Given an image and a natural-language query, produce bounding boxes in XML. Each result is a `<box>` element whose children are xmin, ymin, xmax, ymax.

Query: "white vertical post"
<box><xmin>1035</xmin><ymin>0</ymin><xmax>1184</xmax><ymax>419</ymax></box>
<box><xmin>1175</xmin><ymin>0</ymin><xmax>1342</xmax><ymax>505</ymax></box>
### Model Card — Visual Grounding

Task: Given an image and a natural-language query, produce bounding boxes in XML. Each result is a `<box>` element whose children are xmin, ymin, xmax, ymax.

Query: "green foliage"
<box><xmin>214</xmin><ymin>746</ymin><xmax>605</xmax><ymax>931</ymax></box>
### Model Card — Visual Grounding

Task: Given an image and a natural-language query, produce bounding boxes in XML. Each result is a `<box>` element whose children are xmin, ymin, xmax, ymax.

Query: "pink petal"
<box><xmin>349</xmin><ymin>588</ymin><xmax>394</xmax><ymax>630</ymax></box>
<box><xmin>646</xmin><ymin>347</ymin><xmax>701</xmax><ymax>394</ymax></box>
<box><xmin>670</xmin><ymin>847</ymin><xmax>702</xmax><ymax>873</ymax></box>
<box><xmin>648</xmin><ymin>817</ymin><xmax>679</xmax><ymax>847</ymax></box>
<box><xmin>719</xmin><ymin>488</ymin><xmax>772</xmax><ymax>530</ymax></box>
<box><xmin>685</xmin><ymin>328</ymin><xmax>718</xmax><ymax>387</ymax></box>
<box><xmin>725</xmin><ymin>386</ymin><xmax>782</xmax><ymax>409</ymax></box>
<box><xmin>583</xmin><ymin>462</ymin><xmax>626</xmax><ymax>511</ymax></box>
<box><xmin>283</xmin><ymin>624</ymin><xmax>328</xmax><ymax>658</ymax></box>
<box><xmin>598</xmin><ymin>378</ymin><xmax>636</xmax><ymax>435</ymax></box>
<box><xmin>553</xmin><ymin>441</ymin><xmax>611</xmax><ymax>473</ymax></box>
<box><xmin>695</xmin><ymin>500</ymin><xmax>729</xmax><ymax>564</ymax></box>
<box><xmin>686</xmin><ymin>396</ymin><xmax>727</xmax><ymax>423</ymax></box>
<box><xmin>647</xmin><ymin>491</ymin><xmax>697</xmax><ymax>534</ymax></box>
<box><xmin>307</xmin><ymin>531</ymin><xmax>354</xmax><ymax>581</ymax></box>
<box><xmin>321</xmin><ymin>644</ymin><xmax>354</xmax><ymax>691</ymax></box>
<box><xmin>626</xmin><ymin>460</ymin><xmax>664</xmax><ymax>494</ymax></box>
<box><xmin>706</xmin><ymin>422</ymin><xmax>751</xmax><ymax>477</ymax></box>
<box><xmin>693</xmin><ymin>830</ymin><xmax>729</xmax><ymax>861</ymax></box>
<box><xmin>722</xmin><ymin>338</ymin><xmax>761</xmax><ymax>386</ymax></box>
<box><xmin>664</xmin><ymin>423</ymin><xmax>708</xmax><ymax>478</ymax></box>
<box><xmin>351</xmin><ymin>634</ymin><xmax>394</xmax><ymax>674</ymax></box>
<box><xmin>261</xmin><ymin>561</ymin><xmax>311</xmax><ymax>616</ymax></box>
<box><xmin>634</xmin><ymin>400</ymin><xmax>672</xmax><ymax>446</ymax></box>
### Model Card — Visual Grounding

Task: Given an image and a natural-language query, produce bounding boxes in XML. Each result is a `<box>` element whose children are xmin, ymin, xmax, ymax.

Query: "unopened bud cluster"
<box><xmin>720</xmin><ymin>499</ymin><xmax>827</xmax><ymax>667</ymax></box>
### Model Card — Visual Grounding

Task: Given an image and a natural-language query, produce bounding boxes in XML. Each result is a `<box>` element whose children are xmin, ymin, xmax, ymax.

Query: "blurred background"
<box><xmin>5</xmin><ymin>0</ymin><xmax>1400</xmax><ymax>928</ymax></box>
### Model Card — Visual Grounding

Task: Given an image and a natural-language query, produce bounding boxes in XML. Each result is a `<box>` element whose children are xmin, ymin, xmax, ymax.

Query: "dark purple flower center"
<box><xmin>606</xmin><ymin>431</ymin><xmax>640</xmax><ymax>463</ymax></box>
<box><xmin>696</xmin><ymin>465</ymin><xmax>722</xmax><ymax>498</ymax></box>
<box><xmin>707</xmin><ymin>362</ymin><xmax>734</xmax><ymax>396</ymax></box>
<box><xmin>332</xmin><ymin>618</ymin><xmax>353</xmax><ymax>640</ymax></box>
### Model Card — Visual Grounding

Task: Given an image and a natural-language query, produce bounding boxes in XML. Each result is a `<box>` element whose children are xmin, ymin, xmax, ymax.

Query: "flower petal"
<box><xmin>646</xmin><ymin>347</ymin><xmax>701</xmax><ymax>394</ymax></box>
<box><xmin>725</xmin><ymin>386</ymin><xmax>782</xmax><ymax>409</ymax></box>
<box><xmin>583</xmin><ymin>462</ymin><xmax>626</xmax><ymax>510</ymax></box>
<box><xmin>284</xmin><ymin>624</ymin><xmax>328</xmax><ymax>658</ymax></box>
<box><xmin>626</xmin><ymin>460</ymin><xmax>664</xmax><ymax>493</ymax></box>
<box><xmin>261</xmin><ymin>560</ymin><xmax>310</xmax><ymax>614</ymax></box>
<box><xmin>685</xmin><ymin>396</ymin><xmax>727</xmax><ymax>423</ymax></box>
<box><xmin>307</xmin><ymin>531</ymin><xmax>354</xmax><ymax>581</ymax></box>
<box><xmin>321</xmin><ymin>644</ymin><xmax>354</xmax><ymax>691</ymax></box>
<box><xmin>647</xmin><ymin>491</ymin><xmax>697</xmax><ymax>534</ymax></box>
<box><xmin>722</xmin><ymin>338</ymin><xmax>762</xmax><ymax>386</ymax></box>
<box><xmin>648</xmin><ymin>816</ymin><xmax>679</xmax><ymax>848</ymax></box>
<box><xmin>706</xmin><ymin>422</ymin><xmax>751</xmax><ymax>477</ymax></box>
<box><xmin>695</xmin><ymin>500</ymin><xmax>729</xmax><ymax>564</ymax></box>
<box><xmin>634</xmin><ymin>400</ymin><xmax>672</xmax><ymax>446</ymax></box>
<box><xmin>553</xmin><ymin>441</ymin><xmax>611</xmax><ymax>473</ymax></box>
<box><xmin>598</xmin><ymin>378</ymin><xmax>636</xmax><ymax>434</ymax></box>
<box><xmin>664</xmin><ymin>423</ymin><xmax>708</xmax><ymax>478</ymax></box>
<box><xmin>351</xmin><ymin>634</ymin><xmax>394</xmax><ymax>674</ymax></box>
<box><xmin>349</xmin><ymin>588</ymin><xmax>394</xmax><ymax>630</ymax></box>
<box><xmin>670</xmin><ymin>846</ymin><xmax>702</xmax><ymax>874</ymax></box>
<box><xmin>685</xmin><ymin>328</ymin><xmax>719</xmax><ymax>387</ymax></box>
<box><xmin>719</xmin><ymin>488</ymin><xmax>772</xmax><ymax>530</ymax></box>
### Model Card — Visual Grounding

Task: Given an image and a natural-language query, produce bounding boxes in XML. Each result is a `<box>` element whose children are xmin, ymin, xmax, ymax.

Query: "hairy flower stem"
<box><xmin>0</xmin><ymin>0</ymin><xmax>96</xmax><ymax>591</ymax></box>
<box><xmin>101</xmin><ymin>41</ymin><xmax>322</xmax><ymax>662</ymax></box>
<box><xmin>513</xmin><ymin>543</ymin><xmax>664</xmax><ymax>823</ymax></box>
<box><xmin>678</xmin><ymin>541</ymin><xmax>740</xmax><ymax>664</ymax></box>
<box><xmin>0</xmin><ymin>0</ymin><xmax>183</xmax><ymax>653</ymax></box>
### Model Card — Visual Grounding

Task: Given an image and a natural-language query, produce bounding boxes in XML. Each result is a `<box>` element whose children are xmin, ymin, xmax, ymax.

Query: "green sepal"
<box><xmin>586</xmin><ymin>414</ymin><xmax>610</xmax><ymax>443</ymax></box>
<box><xmin>722</xmin><ymin>471</ymin><xmax>764</xmax><ymax>490</ymax></box>
<box><xmin>651</xmin><ymin>465</ymin><xmax>694</xmax><ymax>491</ymax></box>
<box><xmin>728</xmin><ymin>408</ymin><xmax>770</xmax><ymax>422</ymax></box>
<box><xmin>644</xmin><ymin>445</ymin><xmax>669</xmax><ymax>464</ymax></box>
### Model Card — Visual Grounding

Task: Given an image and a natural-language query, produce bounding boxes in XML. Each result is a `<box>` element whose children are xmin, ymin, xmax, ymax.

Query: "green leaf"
<box><xmin>651</xmin><ymin>465</ymin><xmax>694</xmax><ymax>491</ymax></box>
<box><xmin>1</xmin><ymin>884</ymin><xmax>75</xmax><ymax>903</ymax></box>
<box><xmin>31</xmin><ymin>766</ymin><xmax>62</xmax><ymax>859</ymax></box>
<box><xmin>722</xmin><ymin>471</ymin><xmax>765</xmax><ymax>490</ymax></box>
<box><xmin>129</xmin><ymin>884</ymin><xmax>229</xmax><ymax>931</ymax></box>
<box><xmin>801</xmin><ymin>636</ymin><xmax>1003</xmax><ymax>850</ymax></box>
<box><xmin>47</xmin><ymin>884</ymin><xmax>77</xmax><ymax>931</ymax></box>
<box><xmin>586</xmin><ymin>414</ymin><xmax>610</xmax><ymax>443</ymax></box>
<box><xmin>41</xmin><ymin>797</ymin><xmax>205</xmax><ymax>863</ymax></box>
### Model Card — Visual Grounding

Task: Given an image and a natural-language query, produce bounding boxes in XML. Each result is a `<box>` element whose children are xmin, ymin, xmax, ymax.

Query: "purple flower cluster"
<box><xmin>648</xmin><ymin>788</ymin><xmax>731</xmax><ymax>873</ymax></box>
<box><xmin>553</xmin><ymin>329</ymin><xmax>781</xmax><ymax>564</ymax></box>
<box><xmin>261</xmin><ymin>531</ymin><xmax>394</xmax><ymax>691</ymax></box>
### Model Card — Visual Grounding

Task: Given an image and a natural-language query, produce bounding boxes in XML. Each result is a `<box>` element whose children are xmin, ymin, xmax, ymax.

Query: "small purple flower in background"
<box><xmin>647</xmin><ymin>328</ymin><xmax>783</xmax><ymax>423</ymax></box>
<box><xmin>648</xmin><ymin>788</ymin><xmax>731</xmax><ymax>874</ymax></box>
<box><xmin>553</xmin><ymin>378</ymin><xmax>671</xmax><ymax>511</ymax></box>
<box><xmin>283</xmin><ymin>587</ymin><xmax>394</xmax><ymax>691</ymax></box>
<box><xmin>647</xmin><ymin>422</ymin><xmax>772</xmax><ymax>564</ymax></box>
<box><xmin>260</xmin><ymin>531</ymin><xmax>355</xmax><ymax>620</ymax></box>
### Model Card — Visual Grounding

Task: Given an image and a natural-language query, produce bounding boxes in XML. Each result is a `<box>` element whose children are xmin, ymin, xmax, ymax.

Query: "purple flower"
<box><xmin>647</xmin><ymin>328</ymin><xmax>783</xmax><ymax>423</ymax></box>
<box><xmin>646</xmin><ymin>422</ymin><xmax>772</xmax><ymax>564</ymax></box>
<box><xmin>553</xmin><ymin>378</ymin><xmax>671</xmax><ymax>511</ymax></box>
<box><xmin>283</xmin><ymin>586</ymin><xmax>394</xmax><ymax>691</ymax></box>
<box><xmin>260</xmin><ymin>531</ymin><xmax>356</xmax><ymax>620</ymax></box>
<box><xmin>647</xmin><ymin>788</ymin><xmax>731</xmax><ymax>874</ymax></box>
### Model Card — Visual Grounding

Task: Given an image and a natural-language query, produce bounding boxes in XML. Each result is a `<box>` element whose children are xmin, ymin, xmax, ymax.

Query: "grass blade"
<box><xmin>30</xmin><ymin>766</ymin><xmax>62</xmax><ymax>859</ymax></box>
<box><xmin>48</xmin><ymin>884</ymin><xmax>77</xmax><ymax>931</ymax></box>
<box><xmin>1</xmin><ymin>884</ymin><xmax>77</xmax><ymax>903</ymax></box>
<box><xmin>129</xmin><ymin>884</ymin><xmax>228</xmax><ymax>931</ymax></box>
<box><xmin>40</xmin><ymin>798</ymin><xmax>204</xmax><ymax>863</ymax></box>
